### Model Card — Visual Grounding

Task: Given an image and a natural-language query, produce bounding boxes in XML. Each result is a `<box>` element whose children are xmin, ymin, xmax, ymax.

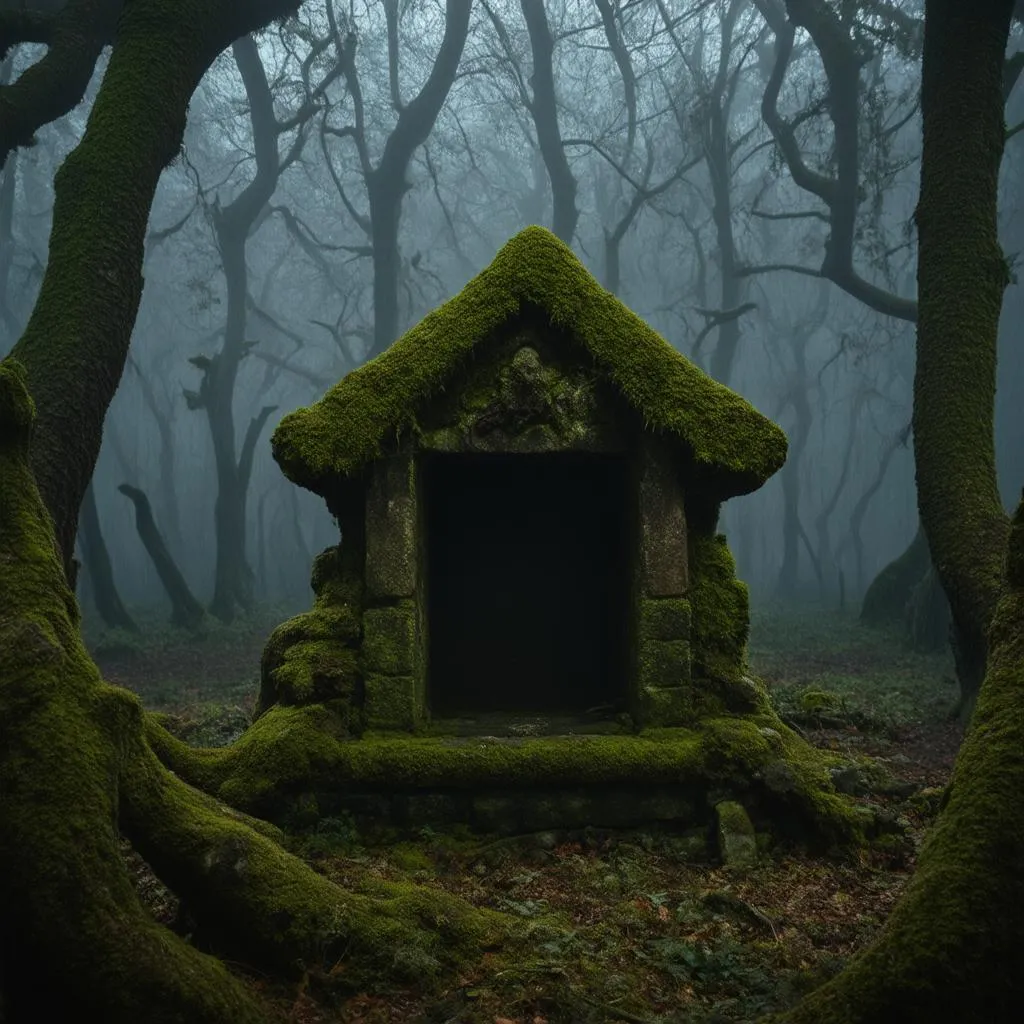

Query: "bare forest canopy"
<box><xmin>2</xmin><ymin>0</ymin><xmax>1023</xmax><ymax>617</ymax></box>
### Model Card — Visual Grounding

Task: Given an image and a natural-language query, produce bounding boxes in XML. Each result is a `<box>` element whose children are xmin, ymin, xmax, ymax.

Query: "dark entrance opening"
<box><xmin>426</xmin><ymin>453</ymin><xmax>631</xmax><ymax>716</ymax></box>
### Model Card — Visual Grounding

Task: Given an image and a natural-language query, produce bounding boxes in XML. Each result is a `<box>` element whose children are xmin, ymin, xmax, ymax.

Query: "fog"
<box><xmin>3</xmin><ymin>0</ymin><xmax>1021</xmax><ymax>623</ymax></box>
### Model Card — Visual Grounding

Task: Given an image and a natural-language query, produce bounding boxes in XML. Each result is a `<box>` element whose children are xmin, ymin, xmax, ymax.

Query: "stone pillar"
<box><xmin>362</xmin><ymin>456</ymin><xmax>423</xmax><ymax>730</ymax></box>
<box><xmin>636</xmin><ymin>441</ymin><xmax>692</xmax><ymax>726</ymax></box>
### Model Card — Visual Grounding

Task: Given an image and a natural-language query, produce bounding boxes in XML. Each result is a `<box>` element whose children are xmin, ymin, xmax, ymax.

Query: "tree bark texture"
<box><xmin>7</xmin><ymin>0</ymin><xmax>302</xmax><ymax>582</ymax></box>
<box><xmin>913</xmin><ymin>0</ymin><xmax>1014</xmax><ymax>719</ymax></box>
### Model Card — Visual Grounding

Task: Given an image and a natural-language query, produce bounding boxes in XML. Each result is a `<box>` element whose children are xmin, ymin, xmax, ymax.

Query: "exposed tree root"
<box><xmin>0</xmin><ymin>360</ymin><xmax>511</xmax><ymax>1020</ymax></box>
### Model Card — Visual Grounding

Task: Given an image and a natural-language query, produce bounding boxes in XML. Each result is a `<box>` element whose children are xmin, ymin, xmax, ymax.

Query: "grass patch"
<box><xmin>750</xmin><ymin>602</ymin><xmax>958</xmax><ymax>737</ymax></box>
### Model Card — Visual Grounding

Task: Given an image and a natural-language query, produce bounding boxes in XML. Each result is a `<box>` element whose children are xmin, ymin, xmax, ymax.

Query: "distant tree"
<box><xmin>183</xmin><ymin>35</ymin><xmax>312</xmax><ymax>621</ymax></box>
<box><xmin>658</xmin><ymin>0</ymin><xmax>766</xmax><ymax>386</ymax></box>
<box><xmin>78</xmin><ymin>478</ymin><xmax>138</xmax><ymax>632</ymax></box>
<box><xmin>295</xmin><ymin>0</ymin><xmax>472</xmax><ymax>361</ymax></box>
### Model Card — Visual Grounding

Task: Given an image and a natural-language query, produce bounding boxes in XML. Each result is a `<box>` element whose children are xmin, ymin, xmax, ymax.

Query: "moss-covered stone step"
<box><xmin>146</xmin><ymin>706</ymin><xmax>865</xmax><ymax>850</ymax></box>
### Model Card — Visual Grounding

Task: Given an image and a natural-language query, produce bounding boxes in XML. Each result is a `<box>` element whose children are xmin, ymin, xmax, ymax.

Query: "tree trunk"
<box><xmin>367</xmin><ymin>168</ymin><xmax>404</xmax><ymax>358</ymax></box>
<box><xmin>194</xmin><ymin>36</ymin><xmax>290</xmax><ymax>622</ymax></box>
<box><xmin>521</xmin><ymin>0</ymin><xmax>579</xmax><ymax>244</ymax></box>
<box><xmin>706</xmin><ymin>0</ymin><xmax>746</xmax><ymax>387</ymax></box>
<box><xmin>0</xmin><ymin>362</ymin><xmax>270</xmax><ymax>1023</ymax></box>
<box><xmin>769</xmin><ymin>496</ymin><xmax>1024</xmax><ymax>1021</ymax></box>
<box><xmin>775</xmin><ymin>374</ymin><xmax>813</xmax><ymax>598</ymax></box>
<box><xmin>78</xmin><ymin>479</ymin><xmax>138</xmax><ymax>632</ymax></box>
<box><xmin>359</xmin><ymin>0</ymin><xmax>472</xmax><ymax>361</ymax></box>
<box><xmin>913</xmin><ymin>0</ymin><xmax>1013</xmax><ymax>721</ymax></box>
<box><xmin>844</xmin><ymin>426</ymin><xmax>907</xmax><ymax>595</ymax></box>
<box><xmin>131</xmin><ymin>359</ymin><xmax>184</xmax><ymax>556</ymax></box>
<box><xmin>1</xmin><ymin>361</ymin><xmax>506</xmax><ymax>1017</ymax></box>
<box><xmin>7</xmin><ymin>0</ymin><xmax>305</xmax><ymax>581</ymax></box>
<box><xmin>118</xmin><ymin>484</ymin><xmax>204</xmax><ymax>630</ymax></box>
<box><xmin>860</xmin><ymin>526</ymin><xmax>931</xmax><ymax>627</ymax></box>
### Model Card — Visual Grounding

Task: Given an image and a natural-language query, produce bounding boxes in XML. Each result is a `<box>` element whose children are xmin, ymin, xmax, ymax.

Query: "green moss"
<box><xmin>638</xmin><ymin>638</ymin><xmax>691</xmax><ymax>689</ymax></box>
<box><xmin>639</xmin><ymin>597</ymin><xmax>692</xmax><ymax>642</ymax></box>
<box><xmin>715</xmin><ymin>800</ymin><xmax>757</xmax><ymax>869</ymax></box>
<box><xmin>272</xmin><ymin>227</ymin><xmax>786</xmax><ymax>499</ymax></box>
<box><xmin>389</xmin><ymin>843</ymin><xmax>435</xmax><ymax>873</ymax></box>
<box><xmin>0</xmin><ymin>360</ymin><xmax>274</xmax><ymax>1021</ymax></box>
<box><xmin>689</xmin><ymin>532</ymin><xmax>750</xmax><ymax>685</ymax></box>
<box><xmin>364</xmin><ymin>672</ymin><xmax>420</xmax><ymax>731</ymax></box>
<box><xmin>798</xmin><ymin>688</ymin><xmax>841</xmax><ymax>714</ymax></box>
<box><xmin>147</xmin><ymin>702</ymin><xmax>862</xmax><ymax>849</ymax></box>
<box><xmin>122</xmin><ymin>728</ymin><xmax>511</xmax><ymax>991</ymax></box>
<box><xmin>256</xmin><ymin>545</ymin><xmax>363</xmax><ymax>720</ymax></box>
<box><xmin>362</xmin><ymin>601</ymin><xmax>417</xmax><ymax>676</ymax></box>
<box><xmin>768</xmin><ymin>505</ymin><xmax>1024</xmax><ymax>1018</ymax></box>
<box><xmin>637</xmin><ymin>684</ymin><xmax>697</xmax><ymax>727</ymax></box>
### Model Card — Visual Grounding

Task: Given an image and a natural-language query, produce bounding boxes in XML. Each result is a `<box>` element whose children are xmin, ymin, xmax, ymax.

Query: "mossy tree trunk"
<box><xmin>0</xmin><ymin>3</ymin><xmax>515</xmax><ymax>1014</ymax></box>
<box><xmin>0</xmin><ymin>362</ymin><xmax>506</xmax><ymax>1018</ymax></box>
<box><xmin>860</xmin><ymin>525</ymin><xmax>931</xmax><ymax>627</ymax></box>
<box><xmin>6</xmin><ymin>0</ymin><xmax>305</xmax><ymax>582</ymax></box>
<box><xmin>768</xmin><ymin>503</ymin><xmax>1024</xmax><ymax>1021</ymax></box>
<box><xmin>912</xmin><ymin>0</ymin><xmax>1013</xmax><ymax>722</ymax></box>
<box><xmin>766</xmin><ymin>2</ymin><xmax>1024</xmax><ymax>1013</ymax></box>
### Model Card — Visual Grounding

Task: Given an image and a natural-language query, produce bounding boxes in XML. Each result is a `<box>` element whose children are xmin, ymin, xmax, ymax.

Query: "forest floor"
<box><xmin>87</xmin><ymin>603</ymin><xmax>963</xmax><ymax>1024</ymax></box>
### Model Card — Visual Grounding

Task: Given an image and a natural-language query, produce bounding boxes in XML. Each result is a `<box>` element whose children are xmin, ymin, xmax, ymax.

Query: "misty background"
<box><xmin>2</xmin><ymin>0</ymin><xmax>1021</xmax><ymax>621</ymax></box>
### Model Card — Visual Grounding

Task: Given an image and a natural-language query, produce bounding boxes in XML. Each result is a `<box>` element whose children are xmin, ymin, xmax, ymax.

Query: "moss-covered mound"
<box><xmin>272</xmin><ymin>227</ymin><xmax>787</xmax><ymax>499</ymax></box>
<box><xmin>147</xmin><ymin>706</ymin><xmax>864</xmax><ymax>852</ymax></box>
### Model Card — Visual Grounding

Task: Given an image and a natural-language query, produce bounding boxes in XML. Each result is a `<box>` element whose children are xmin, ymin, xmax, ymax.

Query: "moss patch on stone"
<box><xmin>689</xmin><ymin>533</ymin><xmax>750</xmax><ymax>686</ymax></box>
<box><xmin>256</xmin><ymin>546</ymin><xmax>362</xmax><ymax>722</ymax></box>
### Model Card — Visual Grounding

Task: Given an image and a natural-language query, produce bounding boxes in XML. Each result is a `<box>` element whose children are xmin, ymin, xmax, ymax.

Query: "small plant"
<box><xmin>301</xmin><ymin>813</ymin><xmax>362</xmax><ymax>858</ymax></box>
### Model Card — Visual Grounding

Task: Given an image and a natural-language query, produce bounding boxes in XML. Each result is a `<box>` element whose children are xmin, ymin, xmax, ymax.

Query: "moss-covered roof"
<box><xmin>272</xmin><ymin>227</ymin><xmax>786</xmax><ymax>497</ymax></box>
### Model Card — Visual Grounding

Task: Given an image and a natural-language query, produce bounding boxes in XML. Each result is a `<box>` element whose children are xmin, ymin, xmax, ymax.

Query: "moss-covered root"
<box><xmin>768</xmin><ymin>500</ymin><xmax>1024</xmax><ymax>1021</ymax></box>
<box><xmin>860</xmin><ymin>525</ymin><xmax>931</xmax><ymax>626</ymax></box>
<box><xmin>120</xmin><ymin>722</ymin><xmax>510</xmax><ymax>982</ymax></box>
<box><xmin>0</xmin><ymin>360</ymin><xmax>271</xmax><ymax>1023</ymax></box>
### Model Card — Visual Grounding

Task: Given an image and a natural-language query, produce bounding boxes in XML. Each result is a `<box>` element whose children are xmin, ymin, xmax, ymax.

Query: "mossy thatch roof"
<box><xmin>272</xmin><ymin>227</ymin><xmax>786</xmax><ymax>497</ymax></box>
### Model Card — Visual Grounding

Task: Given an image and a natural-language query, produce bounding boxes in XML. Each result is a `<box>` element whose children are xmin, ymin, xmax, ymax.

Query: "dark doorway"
<box><xmin>425</xmin><ymin>453</ymin><xmax>631</xmax><ymax>716</ymax></box>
